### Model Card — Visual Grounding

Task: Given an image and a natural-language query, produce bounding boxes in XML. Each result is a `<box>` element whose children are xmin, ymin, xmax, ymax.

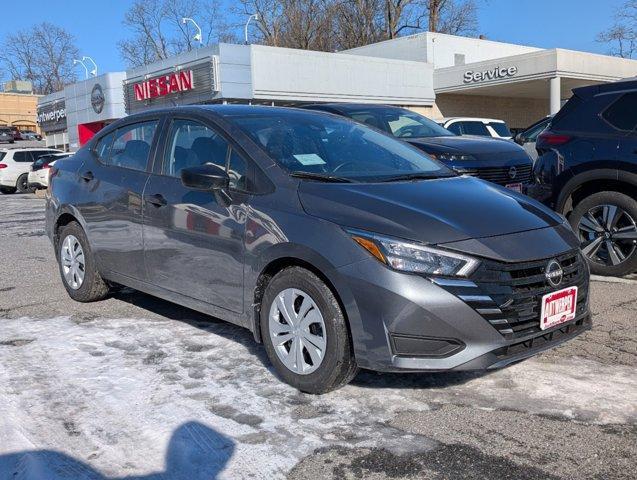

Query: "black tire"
<box><xmin>260</xmin><ymin>267</ymin><xmax>358</xmax><ymax>394</ymax></box>
<box><xmin>56</xmin><ymin>221</ymin><xmax>110</xmax><ymax>302</ymax></box>
<box><xmin>15</xmin><ymin>173</ymin><xmax>34</xmax><ymax>193</ymax></box>
<box><xmin>570</xmin><ymin>191</ymin><xmax>637</xmax><ymax>277</ymax></box>
<box><xmin>0</xmin><ymin>186</ymin><xmax>16</xmax><ymax>194</ymax></box>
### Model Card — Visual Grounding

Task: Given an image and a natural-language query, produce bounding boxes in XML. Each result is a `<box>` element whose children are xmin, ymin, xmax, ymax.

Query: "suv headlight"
<box><xmin>429</xmin><ymin>153</ymin><xmax>476</xmax><ymax>162</ymax></box>
<box><xmin>347</xmin><ymin>229</ymin><xmax>480</xmax><ymax>277</ymax></box>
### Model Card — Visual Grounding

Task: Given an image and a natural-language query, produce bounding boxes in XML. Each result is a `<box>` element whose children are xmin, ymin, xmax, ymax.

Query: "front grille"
<box><xmin>437</xmin><ymin>250</ymin><xmax>589</xmax><ymax>339</ymax></box>
<box><xmin>455</xmin><ymin>164</ymin><xmax>533</xmax><ymax>186</ymax></box>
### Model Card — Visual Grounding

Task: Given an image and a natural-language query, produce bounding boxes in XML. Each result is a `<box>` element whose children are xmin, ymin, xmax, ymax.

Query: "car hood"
<box><xmin>298</xmin><ymin>176</ymin><xmax>562</xmax><ymax>245</ymax></box>
<box><xmin>407</xmin><ymin>135</ymin><xmax>522</xmax><ymax>156</ymax></box>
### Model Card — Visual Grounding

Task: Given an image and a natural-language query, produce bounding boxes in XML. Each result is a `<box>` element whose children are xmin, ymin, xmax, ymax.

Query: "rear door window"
<box><xmin>109</xmin><ymin>121</ymin><xmax>158</xmax><ymax>171</ymax></box>
<box><xmin>460</xmin><ymin>121</ymin><xmax>491</xmax><ymax>136</ymax></box>
<box><xmin>602</xmin><ymin>92</ymin><xmax>637</xmax><ymax>131</ymax></box>
<box><xmin>13</xmin><ymin>151</ymin><xmax>33</xmax><ymax>162</ymax></box>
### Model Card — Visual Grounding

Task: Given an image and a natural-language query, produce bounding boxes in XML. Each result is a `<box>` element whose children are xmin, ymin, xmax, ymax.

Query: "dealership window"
<box><xmin>108</xmin><ymin>121</ymin><xmax>159</xmax><ymax>171</ymax></box>
<box><xmin>602</xmin><ymin>92</ymin><xmax>637</xmax><ymax>131</ymax></box>
<box><xmin>164</xmin><ymin>119</ymin><xmax>246</xmax><ymax>190</ymax></box>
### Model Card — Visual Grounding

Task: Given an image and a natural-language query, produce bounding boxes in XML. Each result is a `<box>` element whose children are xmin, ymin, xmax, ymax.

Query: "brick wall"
<box><xmin>409</xmin><ymin>93</ymin><xmax>551</xmax><ymax>129</ymax></box>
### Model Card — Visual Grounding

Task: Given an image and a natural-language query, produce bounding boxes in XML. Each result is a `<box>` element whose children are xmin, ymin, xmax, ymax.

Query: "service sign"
<box><xmin>133</xmin><ymin>70</ymin><xmax>194</xmax><ymax>101</ymax></box>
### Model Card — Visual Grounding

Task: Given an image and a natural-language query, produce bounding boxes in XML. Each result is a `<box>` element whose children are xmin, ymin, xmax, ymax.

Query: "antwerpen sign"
<box><xmin>134</xmin><ymin>70</ymin><xmax>194</xmax><ymax>101</ymax></box>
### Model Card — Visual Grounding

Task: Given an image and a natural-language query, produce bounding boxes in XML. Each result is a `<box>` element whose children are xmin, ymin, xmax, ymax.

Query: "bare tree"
<box><xmin>425</xmin><ymin>0</ymin><xmax>477</xmax><ymax>35</ymax></box>
<box><xmin>0</xmin><ymin>23</ymin><xmax>79</xmax><ymax>94</ymax></box>
<box><xmin>597</xmin><ymin>0</ymin><xmax>637</xmax><ymax>59</ymax></box>
<box><xmin>119</xmin><ymin>0</ymin><xmax>236</xmax><ymax>67</ymax></box>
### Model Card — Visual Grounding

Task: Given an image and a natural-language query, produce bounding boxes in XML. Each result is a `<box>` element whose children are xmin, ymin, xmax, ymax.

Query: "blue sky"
<box><xmin>5</xmin><ymin>0</ymin><xmax>626</xmax><ymax>75</ymax></box>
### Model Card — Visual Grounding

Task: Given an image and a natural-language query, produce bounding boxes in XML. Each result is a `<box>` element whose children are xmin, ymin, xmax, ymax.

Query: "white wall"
<box><xmin>249</xmin><ymin>45</ymin><xmax>435</xmax><ymax>105</ymax></box>
<box><xmin>343</xmin><ymin>32</ymin><xmax>541</xmax><ymax>69</ymax></box>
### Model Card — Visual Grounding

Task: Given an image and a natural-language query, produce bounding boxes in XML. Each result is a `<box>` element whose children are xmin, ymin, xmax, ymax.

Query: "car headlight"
<box><xmin>347</xmin><ymin>229</ymin><xmax>480</xmax><ymax>277</ymax></box>
<box><xmin>429</xmin><ymin>153</ymin><xmax>476</xmax><ymax>162</ymax></box>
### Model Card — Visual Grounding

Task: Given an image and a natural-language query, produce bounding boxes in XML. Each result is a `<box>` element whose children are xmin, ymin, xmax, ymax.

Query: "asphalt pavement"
<box><xmin>0</xmin><ymin>193</ymin><xmax>635</xmax><ymax>480</ymax></box>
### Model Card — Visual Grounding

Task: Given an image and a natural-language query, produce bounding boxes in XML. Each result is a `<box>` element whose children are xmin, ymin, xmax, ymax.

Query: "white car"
<box><xmin>437</xmin><ymin>117</ymin><xmax>513</xmax><ymax>140</ymax></box>
<box><xmin>28</xmin><ymin>153</ymin><xmax>72</xmax><ymax>189</ymax></box>
<box><xmin>0</xmin><ymin>148</ymin><xmax>62</xmax><ymax>194</ymax></box>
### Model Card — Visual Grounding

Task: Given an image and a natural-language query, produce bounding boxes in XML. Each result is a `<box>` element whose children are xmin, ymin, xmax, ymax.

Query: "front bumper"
<box><xmin>336</xmin><ymin>245</ymin><xmax>590</xmax><ymax>373</ymax></box>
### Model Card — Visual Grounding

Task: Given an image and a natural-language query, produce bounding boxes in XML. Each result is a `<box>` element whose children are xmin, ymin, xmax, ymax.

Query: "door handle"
<box><xmin>145</xmin><ymin>193</ymin><xmax>167</xmax><ymax>207</ymax></box>
<box><xmin>81</xmin><ymin>171</ymin><xmax>94</xmax><ymax>182</ymax></box>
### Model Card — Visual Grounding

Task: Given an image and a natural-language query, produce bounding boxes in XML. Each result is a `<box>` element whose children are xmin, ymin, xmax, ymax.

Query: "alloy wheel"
<box><xmin>268</xmin><ymin>288</ymin><xmax>327</xmax><ymax>375</ymax></box>
<box><xmin>578</xmin><ymin>204</ymin><xmax>637</xmax><ymax>267</ymax></box>
<box><xmin>60</xmin><ymin>235</ymin><xmax>86</xmax><ymax>290</ymax></box>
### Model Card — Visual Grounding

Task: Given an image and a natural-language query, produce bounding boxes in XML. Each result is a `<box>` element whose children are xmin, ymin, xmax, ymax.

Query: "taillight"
<box><xmin>0</xmin><ymin>163</ymin><xmax>7</xmax><ymax>169</ymax></box>
<box><xmin>537</xmin><ymin>131</ymin><xmax>572</xmax><ymax>146</ymax></box>
<box><xmin>43</xmin><ymin>163</ymin><xmax>51</xmax><ymax>169</ymax></box>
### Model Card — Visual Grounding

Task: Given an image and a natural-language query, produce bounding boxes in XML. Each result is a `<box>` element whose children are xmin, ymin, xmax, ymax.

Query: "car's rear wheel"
<box><xmin>260</xmin><ymin>267</ymin><xmax>358</xmax><ymax>394</ymax></box>
<box><xmin>57</xmin><ymin>221</ymin><xmax>110</xmax><ymax>302</ymax></box>
<box><xmin>571</xmin><ymin>191</ymin><xmax>637</xmax><ymax>277</ymax></box>
<box><xmin>16</xmin><ymin>173</ymin><xmax>34</xmax><ymax>194</ymax></box>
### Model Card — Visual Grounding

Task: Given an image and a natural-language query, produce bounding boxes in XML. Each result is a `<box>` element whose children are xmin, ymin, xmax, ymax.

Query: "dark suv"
<box><xmin>303</xmin><ymin>104</ymin><xmax>534</xmax><ymax>193</ymax></box>
<box><xmin>529</xmin><ymin>79</ymin><xmax>637</xmax><ymax>277</ymax></box>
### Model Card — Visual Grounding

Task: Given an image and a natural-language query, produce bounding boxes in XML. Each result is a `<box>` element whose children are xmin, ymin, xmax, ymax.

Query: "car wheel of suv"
<box><xmin>57</xmin><ymin>221</ymin><xmax>110</xmax><ymax>302</ymax></box>
<box><xmin>16</xmin><ymin>173</ymin><xmax>34</xmax><ymax>194</ymax></box>
<box><xmin>570</xmin><ymin>192</ymin><xmax>637</xmax><ymax>277</ymax></box>
<box><xmin>260</xmin><ymin>267</ymin><xmax>358</xmax><ymax>393</ymax></box>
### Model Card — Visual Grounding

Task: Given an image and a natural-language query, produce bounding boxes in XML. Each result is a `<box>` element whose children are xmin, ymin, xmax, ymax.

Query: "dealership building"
<box><xmin>38</xmin><ymin>32</ymin><xmax>636</xmax><ymax>150</ymax></box>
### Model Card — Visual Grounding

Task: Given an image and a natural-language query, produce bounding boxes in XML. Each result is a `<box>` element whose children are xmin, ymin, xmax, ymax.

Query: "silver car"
<box><xmin>0</xmin><ymin>127</ymin><xmax>14</xmax><ymax>144</ymax></box>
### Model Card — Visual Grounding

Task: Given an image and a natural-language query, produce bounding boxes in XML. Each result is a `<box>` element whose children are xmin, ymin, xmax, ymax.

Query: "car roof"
<box><xmin>573</xmin><ymin>78</ymin><xmax>637</xmax><ymax>98</ymax></box>
<box><xmin>438</xmin><ymin>117</ymin><xmax>506</xmax><ymax>124</ymax></box>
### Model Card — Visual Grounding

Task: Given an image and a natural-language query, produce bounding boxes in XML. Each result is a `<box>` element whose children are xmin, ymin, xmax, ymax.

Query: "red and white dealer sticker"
<box><xmin>540</xmin><ymin>286</ymin><xmax>578</xmax><ymax>330</ymax></box>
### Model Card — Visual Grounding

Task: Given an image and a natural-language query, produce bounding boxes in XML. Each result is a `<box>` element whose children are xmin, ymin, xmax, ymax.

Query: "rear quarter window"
<box><xmin>601</xmin><ymin>92</ymin><xmax>637</xmax><ymax>131</ymax></box>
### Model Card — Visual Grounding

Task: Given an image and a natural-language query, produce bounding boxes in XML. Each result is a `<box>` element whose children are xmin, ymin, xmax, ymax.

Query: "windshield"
<box><xmin>488</xmin><ymin>122</ymin><xmax>512</xmax><ymax>137</ymax></box>
<box><xmin>346</xmin><ymin>108</ymin><xmax>454</xmax><ymax>139</ymax></box>
<box><xmin>230</xmin><ymin>109</ymin><xmax>453</xmax><ymax>182</ymax></box>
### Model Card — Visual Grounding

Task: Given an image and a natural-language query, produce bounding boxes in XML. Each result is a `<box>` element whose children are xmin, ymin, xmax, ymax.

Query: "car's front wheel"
<box><xmin>57</xmin><ymin>221</ymin><xmax>110</xmax><ymax>302</ymax></box>
<box><xmin>260</xmin><ymin>267</ymin><xmax>358</xmax><ymax>394</ymax></box>
<box><xmin>571</xmin><ymin>191</ymin><xmax>637</xmax><ymax>277</ymax></box>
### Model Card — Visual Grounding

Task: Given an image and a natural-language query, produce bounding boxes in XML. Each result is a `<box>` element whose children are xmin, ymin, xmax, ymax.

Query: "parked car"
<box><xmin>47</xmin><ymin>105</ymin><xmax>590</xmax><ymax>393</ymax></box>
<box><xmin>0</xmin><ymin>148</ymin><xmax>62</xmax><ymax>193</ymax></box>
<box><xmin>302</xmin><ymin>104</ymin><xmax>532</xmax><ymax>193</ymax></box>
<box><xmin>514</xmin><ymin>116</ymin><xmax>553</xmax><ymax>162</ymax></box>
<box><xmin>21</xmin><ymin>130</ymin><xmax>43</xmax><ymax>141</ymax></box>
<box><xmin>9</xmin><ymin>127</ymin><xmax>23</xmax><ymax>141</ymax></box>
<box><xmin>28</xmin><ymin>153</ymin><xmax>72</xmax><ymax>189</ymax></box>
<box><xmin>437</xmin><ymin>117</ymin><xmax>513</xmax><ymax>140</ymax></box>
<box><xmin>529</xmin><ymin>78</ymin><xmax>637</xmax><ymax>277</ymax></box>
<box><xmin>0</xmin><ymin>127</ymin><xmax>14</xmax><ymax>144</ymax></box>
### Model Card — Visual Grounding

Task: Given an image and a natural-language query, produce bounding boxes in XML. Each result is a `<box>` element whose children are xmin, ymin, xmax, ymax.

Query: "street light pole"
<box><xmin>82</xmin><ymin>56</ymin><xmax>98</xmax><ymax>77</ymax></box>
<box><xmin>73</xmin><ymin>59</ymin><xmax>88</xmax><ymax>79</ymax></box>
<box><xmin>182</xmin><ymin>17</ymin><xmax>203</xmax><ymax>46</ymax></box>
<box><xmin>244</xmin><ymin>14</ymin><xmax>259</xmax><ymax>44</ymax></box>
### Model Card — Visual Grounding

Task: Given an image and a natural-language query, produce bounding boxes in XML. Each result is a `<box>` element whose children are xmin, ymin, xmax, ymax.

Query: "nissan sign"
<box><xmin>133</xmin><ymin>70</ymin><xmax>194</xmax><ymax>101</ymax></box>
<box><xmin>463</xmin><ymin>66</ymin><xmax>518</xmax><ymax>84</ymax></box>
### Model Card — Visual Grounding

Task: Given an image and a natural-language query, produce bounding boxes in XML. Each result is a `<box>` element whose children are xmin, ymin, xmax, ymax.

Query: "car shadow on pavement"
<box><xmin>111</xmin><ymin>289</ymin><xmax>272</xmax><ymax>368</ymax></box>
<box><xmin>0</xmin><ymin>421</ymin><xmax>234</xmax><ymax>480</ymax></box>
<box><xmin>352</xmin><ymin>368</ymin><xmax>496</xmax><ymax>390</ymax></box>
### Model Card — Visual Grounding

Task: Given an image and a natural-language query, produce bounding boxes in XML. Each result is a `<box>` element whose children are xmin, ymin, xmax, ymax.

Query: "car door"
<box><xmin>75</xmin><ymin>119</ymin><xmax>161</xmax><ymax>281</ymax></box>
<box><xmin>142</xmin><ymin>116</ymin><xmax>249</xmax><ymax>313</ymax></box>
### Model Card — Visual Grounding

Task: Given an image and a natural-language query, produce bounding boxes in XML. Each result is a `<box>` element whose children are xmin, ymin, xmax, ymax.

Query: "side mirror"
<box><xmin>514</xmin><ymin>133</ymin><xmax>526</xmax><ymax>145</ymax></box>
<box><xmin>181</xmin><ymin>164</ymin><xmax>229</xmax><ymax>191</ymax></box>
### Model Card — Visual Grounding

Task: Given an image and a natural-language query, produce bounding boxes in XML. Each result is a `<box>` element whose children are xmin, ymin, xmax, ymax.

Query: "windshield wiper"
<box><xmin>379</xmin><ymin>173</ymin><xmax>452</xmax><ymax>182</ymax></box>
<box><xmin>289</xmin><ymin>172</ymin><xmax>353</xmax><ymax>183</ymax></box>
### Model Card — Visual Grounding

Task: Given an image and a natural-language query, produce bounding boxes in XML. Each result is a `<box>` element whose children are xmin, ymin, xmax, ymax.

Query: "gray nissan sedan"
<box><xmin>46</xmin><ymin>105</ymin><xmax>591</xmax><ymax>393</ymax></box>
